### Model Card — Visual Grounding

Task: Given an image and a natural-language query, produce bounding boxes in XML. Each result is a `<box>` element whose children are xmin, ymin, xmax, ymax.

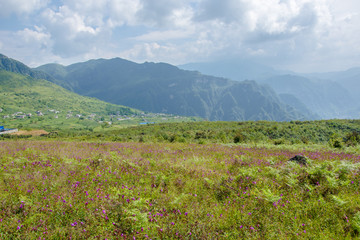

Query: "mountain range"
<box><xmin>305</xmin><ymin>68</ymin><xmax>360</xmax><ymax>102</ymax></box>
<box><xmin>0</xmin><ymin>54</ymin><xmax>138</xmax><ymax>119</ymax></box>
<box><xmin>180</xmin><ymin>59</ymin><xmax>360</xmax><ymax>119</ymax></box>
<box><xmin>2</xmin><ymin>53</ymin><xmax>359</xmax><ymax>121</ymax></box>
<box><xmin>36</xmin><ymin>58</ymin><xmax>305</xmax><ymax>121</ymax></box>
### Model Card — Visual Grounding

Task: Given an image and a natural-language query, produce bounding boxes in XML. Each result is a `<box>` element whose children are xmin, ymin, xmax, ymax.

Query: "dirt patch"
<box><xmin>11</xmin><ymin>130</ymin><xmax>49</xmax><ymax>136</ymax></box>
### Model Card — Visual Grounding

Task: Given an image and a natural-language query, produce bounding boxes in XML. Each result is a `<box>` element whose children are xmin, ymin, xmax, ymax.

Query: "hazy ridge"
<box><xmin>37</xmin><ymin>58</ymin><xmax>305</xmax><ymax>121</ymax></box>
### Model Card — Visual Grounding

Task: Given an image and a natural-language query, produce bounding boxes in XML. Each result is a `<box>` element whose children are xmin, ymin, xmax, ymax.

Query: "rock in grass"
<box><xmin>289</xmin><ymin>155</ymin><xmax>307</xmax><ymax>166</ymax></box>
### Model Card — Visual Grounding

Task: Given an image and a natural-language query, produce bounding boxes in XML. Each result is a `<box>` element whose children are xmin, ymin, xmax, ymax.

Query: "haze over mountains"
<box><xmin>1</xmin><ymin>53</ymin><xmax>359</xmax><ymax>121</ymax></box>
<box><xmin>181</xmin><ymin>60</ymin><xmax>360</xmax><ymax>119</ymax></box>
<box><xmin>37</xmin><ymin>58</ymin><xmax>303</xmax><ymax>121</ymax></box>
<box><xmin>179</xmin><ymin>59</ymin><xmax>291</xmax><ymax>81</ymax></box>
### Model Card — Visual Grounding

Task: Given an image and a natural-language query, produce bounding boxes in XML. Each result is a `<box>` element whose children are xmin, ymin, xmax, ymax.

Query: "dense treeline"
<box><xmin>106</xmin><ymin>120</ymin><xmax>360</xmax><ymax>147</ymax></box>
<box><xmin>7</xmin><ymin>119</ymin><xmax>360</xmax><ymax>148</ymax></box>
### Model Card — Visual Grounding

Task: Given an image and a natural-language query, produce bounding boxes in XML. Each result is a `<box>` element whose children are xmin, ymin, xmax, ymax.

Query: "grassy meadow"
<box><xmin>0</xmin><ymin>135</ymin><xmax>360</xmax><ymax>239</ymax></box>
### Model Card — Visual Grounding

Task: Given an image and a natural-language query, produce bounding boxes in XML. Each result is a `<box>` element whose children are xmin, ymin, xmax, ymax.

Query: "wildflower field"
<box><xmin>0</xmin><ymin>140</ymin><xmax>360</xmax><ymax>239</ymax></box>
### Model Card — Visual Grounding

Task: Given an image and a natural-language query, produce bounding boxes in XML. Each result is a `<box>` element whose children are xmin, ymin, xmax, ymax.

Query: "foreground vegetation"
<box><xmin>102</xmin><ymin>119</ymin><xmax>360</xmax><ymax>147</ymax></box>
<box><xmin>0</xmin><ymin>140</ymin><xmax>359</xmax><ymax>239</ymax></box>
<box><xmin>5</xmin><ymin>119</ymin><xmax>360</xmax><ymax>149</ymax></box>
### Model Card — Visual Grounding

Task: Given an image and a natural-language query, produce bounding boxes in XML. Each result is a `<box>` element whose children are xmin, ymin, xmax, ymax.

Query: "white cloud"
<box><xmin>137</xmin><ymin>0</ymin><xmax>184</xmax><ymax>27</ymax></box>
<box><xmin>18</xmin><ymin>26</ymin><xmax>51</xmax><ymax>45</ymax></box>
<box><xmin>41</xmin><ymin>6</ymin><xmax>105</xmax><ymax>57</ymax></box>
<box><xmin>61</xmin><ymin>0</ymin><xmax>141</xmax><ymax>27</ymax></box>
<box><xmin>120</xmin><ymin>43</ymin><xmax>179</xmax><ymax>62</ymax></box>
<box><xmin>0</xmin><ymin>28</ymin><xmax>54</xmax><ymax>67</ymax></box>
<box><xmin>0</xmin><ymin>0</ymin><xmax>48</xmax><ymax>17</ymax></box>
<box><xmin>195</xmin><ymin>0</ymin><xmax>247</xmax><ymax>23</ymax></box>
<box><xmin>35</xmin><ymin>0</ymin><xmax>146</xmax><ymax>58</ymax></box>
<box><xmin>195</xmin><ymin>0</ymin><xmax>322</xmax><ymax>40</ymax></box>
<box><xmin>186</xmin><ymin>0</ymin><xmax>360</xmax><ymax>71</ymax></box>
<box><xmin>0</xmin><ymin>0</ymin><xmax>359</xmax><ymax>72</ymax></box>
<box><xmin>107</xmin><ymin>0</ymin><xmax>141</xmax><ymax>26</ymax></box>
<box><xmin>134</xmin><ymin>29</ymin><xmax>194</xmax><ymax>42</ymax></box>
<box><xmin>301</xmin><ymin>0</ymin><xmax>360</xmax><ymax>71</ymax></box>
<box><xmin>122</xmin><ymin>29</ymin><xmax>229</xmax><ymax>65</ymax></box>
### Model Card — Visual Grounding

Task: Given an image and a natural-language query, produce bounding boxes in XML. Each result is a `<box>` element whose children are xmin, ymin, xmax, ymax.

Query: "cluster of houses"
<box><xmin>2</xmin><ymin>110</ymin><xmax>46</xmax><ymax>119</ymax></box>
<box><xmin>1</xmin><ymin>107</ymin><xmax>187</xmax><ymax>124</ymax></box>
<box><xmin>66</xmin><ymin>112</ymin><xmax>98</xmax><ymax>120</ymax></box>
<box><xmin>1</xmin><ymin>109</ymin><xmax>102</xmax><ymax>121</ymax></box>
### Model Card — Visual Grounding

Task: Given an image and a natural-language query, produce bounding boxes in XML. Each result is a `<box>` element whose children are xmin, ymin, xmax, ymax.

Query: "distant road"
<box><xmin>0</xmin><ymin>129</ymin><xmax>19</xmax><ymax>135</ymax></box>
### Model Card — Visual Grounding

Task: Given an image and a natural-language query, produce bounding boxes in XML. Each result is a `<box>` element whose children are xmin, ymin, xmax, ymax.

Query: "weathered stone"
<box><xmin>289</xmin><ymin>155</ymin><xmax>307</xmax><ymax>166</ymax></box>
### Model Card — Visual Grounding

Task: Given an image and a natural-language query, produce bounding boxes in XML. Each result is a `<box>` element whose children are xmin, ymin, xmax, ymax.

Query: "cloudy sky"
<box><xmin>0</xmin><ymin>0</ymin><xmax>359</xmax><ymax>72</ymax></box>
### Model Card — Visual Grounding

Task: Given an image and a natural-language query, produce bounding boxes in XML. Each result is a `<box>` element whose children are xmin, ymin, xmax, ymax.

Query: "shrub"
<box><xmin>234</xmin><ymin>132</ymin><xmax>246</xmax><ymax>143</ymax></box>
<box><xmin>344</xmin><ymin>131</ymin><xmax>360</xmax><ymax>146</ymax></box>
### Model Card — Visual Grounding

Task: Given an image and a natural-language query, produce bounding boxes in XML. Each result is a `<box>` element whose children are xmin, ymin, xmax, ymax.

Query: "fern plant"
<box><xmin>352</xmin><ymin>212</ymin><xmax>360</xmax><ymax>233</ymax></box>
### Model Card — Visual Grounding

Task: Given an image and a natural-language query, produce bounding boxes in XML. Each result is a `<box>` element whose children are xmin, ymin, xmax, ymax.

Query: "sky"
<box><xmin>0</xmin><ymin>0</ymin><xmax>359</xmax><ymax>72</ymax></box>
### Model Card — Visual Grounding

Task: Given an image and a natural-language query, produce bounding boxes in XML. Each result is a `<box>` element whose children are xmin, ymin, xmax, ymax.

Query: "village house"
<box><xmin>0</xmin><ymin>108</ymin><xmax>2</xmax><ymax>112</ymax></box>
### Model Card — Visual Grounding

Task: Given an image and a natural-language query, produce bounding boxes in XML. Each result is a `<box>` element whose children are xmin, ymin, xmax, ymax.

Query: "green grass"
<box><xmin>0</xmin><ymin>70</ymin><xmax>137</xmax><ymax>116</ymax></box>
<box><xmin>0</xmin><ymin>141</ymin><xmax>359</xmax><ymax>239</ymax></box>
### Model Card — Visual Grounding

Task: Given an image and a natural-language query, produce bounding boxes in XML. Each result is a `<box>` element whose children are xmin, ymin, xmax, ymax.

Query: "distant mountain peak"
<box><xmin>0</xmin><ymin>53</ymin><xmax>73</xmax><ymax>90</ymax></box>
<box><xmin>37</xmin><ymin>56</ymin><xmax>305</xmax><ymax>121</ymax></box>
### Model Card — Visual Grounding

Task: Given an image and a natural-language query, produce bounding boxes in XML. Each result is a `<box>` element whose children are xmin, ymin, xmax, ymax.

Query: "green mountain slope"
<box><xmin>37</xmin><ymin>58</ymin><xmax>305</xmax><ymax>121</ymax></box>
<box><xmin>0</xmin><ymin>70</ymin><xmax>136</xmax><ymax>116</ymax></box>
<box><xmin>0</xmin><ymin>54</ymin><xmax>71</xmax><ymax>90</ymax></box>
<box><xmin>0</xmin><ymin>70</ymin><xmax>150</xmax><ymax>131</ymax></box>
<box><xmin>278</xmin><ymin>93</ymin><xmax>319</xmax><ymax>120</ymax></box>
